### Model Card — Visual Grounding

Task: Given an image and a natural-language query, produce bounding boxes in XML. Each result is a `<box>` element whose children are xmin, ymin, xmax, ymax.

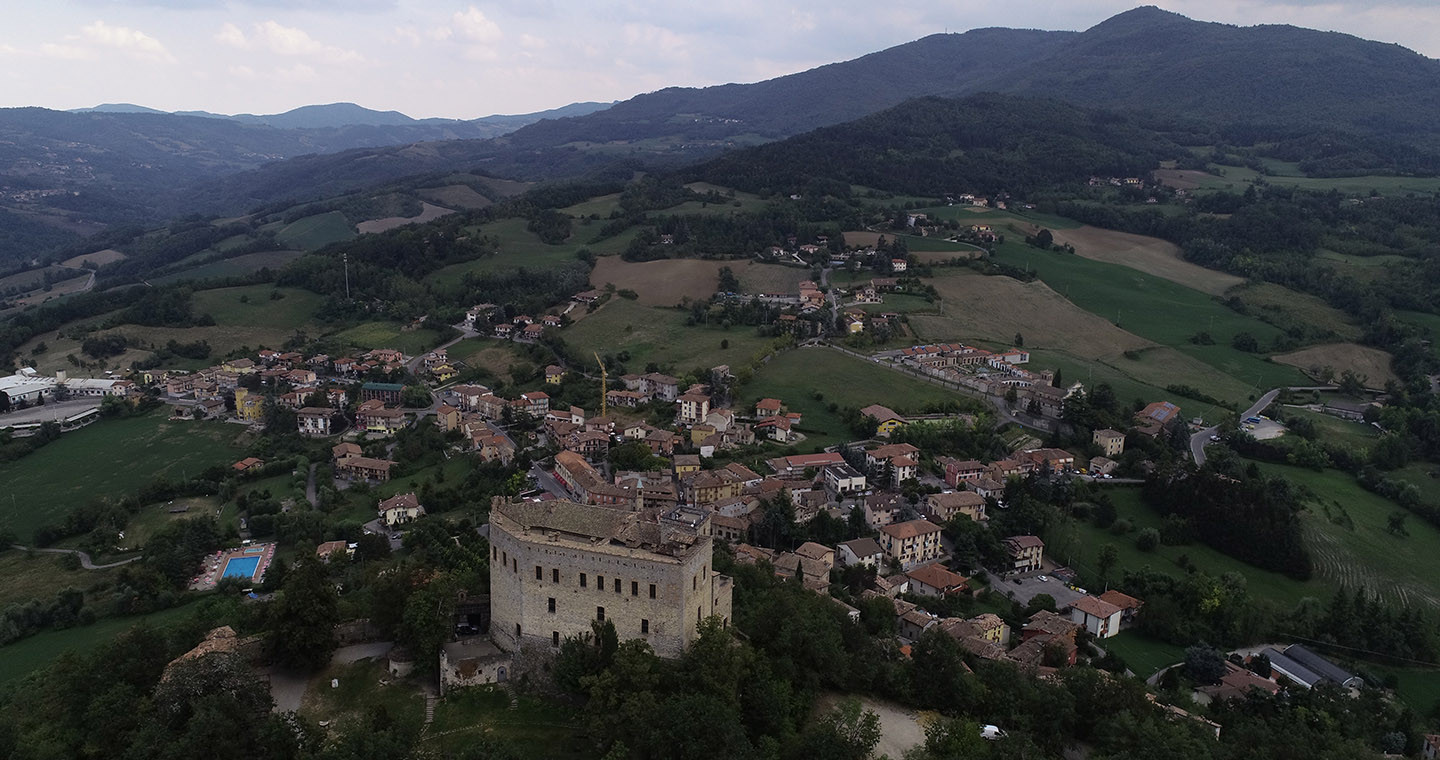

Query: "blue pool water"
<box><xmin>222</xmin><ymin>555</ymin><xmax>261</xmax><ymax>579</ymax></box>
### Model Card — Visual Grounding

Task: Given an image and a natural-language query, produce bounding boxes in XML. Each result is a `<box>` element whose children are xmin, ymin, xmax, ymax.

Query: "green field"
<box><xmin>1046</xmin><ymin>488</ymin><xmax>1322</xmax><ymax>611</ymax></box>
<box><xmin>153</xmin><ymin>250</ymin><xmax>305</xmax><ymax>285</ymax></box>
<box><xmin>0</xmin><ymin>410</ymin><xmax>248</xmax><ymax>540</ymax></box>
<box><xmin>193</xmin><ymin>284</ymin><xmax>326</xmax><ymax>331</ymax></box>
<box><xmin>0</xmin><ymin>551</ymin><xmax>109</xmax><ymax>608</ymax></box>
<box><xmin>562</xmin><ymin>298</ymin><xmax>776</xmax><ymax>373</ymax></box>
<box><xmin>332</xmin><ymin>321</ymin><xmax>445</xmax><ymax>356</ymax></box>
<box><xmin>1102</xmin><ymin>630</ymin><xmax>1188</xmax><ymax>680</ymax></box>
<box><xmin>1280</xmin><ymin>406</ymin><xmax>1379</xmax><ymax>454</ymax></box>
<box><xmin>988</xmin><ymin>239</ymin><xmax>1308</xmax><ymax>391</ymax></box>
<box><xmin>1253</xmin><ymin>462</ymin><xmax>1440</xmax><ymax>609</ymax></box>
<box><xmin>428</xmin><ymin>217</ymin><xmax>637</xmax><ymax>287</ymax></box>
<box><xmin>0</xmin><ymin>601</ymin><xmax>198</xmax><ymax>684</ymax></box>
<box><xmin>743</xmin><ymin>347</ymin><xmax>973</xmax><ymax>450</ymax></box>
<box><xmin>1232</xmin><ymin>282</ymin><xmax>1360</xmax><ymax>342</ymax></box>
<box><xmin>1026</xmin><ymin>348</ymin><xmax>1234</xmax><ymax>423</ymax></box>
<box><xmin>1370</xmin><ymin>665</ymin><xmax>1440</xmax><ymax>715</ymax></box>
<box><xmin>276</xmin><ymin>211</ymin><xmax>356</xmax><ymax>250</ymax></box>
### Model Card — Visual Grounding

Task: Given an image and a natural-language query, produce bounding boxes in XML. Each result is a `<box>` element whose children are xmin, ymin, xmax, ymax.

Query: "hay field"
<box><xmin>589</xmin><ymin>258</ymin><xmax>809</xmax><ymax>305</ymax></box>
<box><xmin>908</xmin><ymin>271</ymin><xmax>1152</xmax><ymax>358</ymax></box>
<box><xmin>1274</xmin><ymin>343</ymin><xmax>1397</xmax><ymax>387</ymax></box>
<box><xmin>1046</xmin><ymin>225</ymin><xmax>1243</xmax><ymax>296</ymax></box>
<box><xmin>418</xmin><ymin>185</ymin><xmax>492</xmax><ymax>210</ymax></box>
<box><xmin>59</xmin><ymin>249</ymin><xmax>126</xmax><ymax>269</ymax></box>
<box><xmin>356</xmin><ymin>202</ymin><xmax>455</xmax><ymax>234</ymax></box>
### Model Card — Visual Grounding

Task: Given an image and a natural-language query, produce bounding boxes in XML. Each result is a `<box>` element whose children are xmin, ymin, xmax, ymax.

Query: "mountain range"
<box><xmin>6</xmin><ymin>6</ymin><xmax>1440</xmax><ymax>263</ymax></box>
<box><xmin>71</xmin><ymin>101</ymin><xmax>613</xmax><ymax>131</ymax></box>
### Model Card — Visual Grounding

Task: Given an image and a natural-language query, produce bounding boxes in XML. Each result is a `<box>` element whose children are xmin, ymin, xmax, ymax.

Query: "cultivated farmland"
<box><xmin>356</xmin><ymin>201</ymin><xmax>455</xmax><ymax>234</ymax></box>
<box><xmin>1046</xmin><ymin>225</ymin><xmax>1243</xmax><ymax>296</ymax></box>
<box><xmin>560</xmin><ymin>298</ymin><xmax>775</xmax><ymax>372</ymax></box>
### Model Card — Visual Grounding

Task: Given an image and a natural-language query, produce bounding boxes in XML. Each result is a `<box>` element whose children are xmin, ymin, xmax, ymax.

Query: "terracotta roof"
<box><xmin>880</xmin><ymin>519</ymin><xmax>942</xmax><ymax>540</ymax></box>
<box><xmin>1098</xmin><ymin>589</ymin><xmax>1143</xmax><ymax>611</ymax></box>
<box><xmin>1069</xmin><ymin>596</ymin><xmax>1122</xmax><ymax>619</ymax></box>
<box><xmin>906</xmin><ymin>563</ymin><xmax>968</xmax><ymax>591</ymax></box>
<box><xmin>379</xmin><ymin>492</ymin><xmax>420</xmax><ymax>511</ymax></box>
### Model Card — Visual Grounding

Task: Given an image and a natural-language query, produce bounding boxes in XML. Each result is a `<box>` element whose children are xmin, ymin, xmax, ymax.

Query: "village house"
<box><xmin>356</xmin><ymin>400</ymin><xmax>408</xmax><ymax>436</ymax></box>
<box><xmin>682</xmin><ymin>468</ymin><xmax>747</xmax><ymax>506</ymax></box>
<box><xmin>866</xmin><ymin>442</ymin><xmax>921</xmax><ymax>484</ymax></box>
<box><xmin>433</xmin><ymin>404</ymin><xmax>461</xmax><ymax>432</ymax></box>
<box><xmin>676</xmin><ymin>392</ymin><xmax>711</xmax><ymax>425</ymax></box>
<box><xmin>837</xmin><ymin>537</ymin><xmax>885</xmax><ymax>568</ymax></box>
<box><xmin>337</xmin><ymin>455</ymin><xmax>395</xmax><ymax>483</ymax></box>
<box><xmin>296</xmin><ymin>407</ymin><xmax>333</xmax><ymax>437</ymax></box>
<box><xmin>518</xmin><ymin>323</ymin><xmax>545</xmax><ymax>343</ymax></box>
<box><xmin>823</xmin><ymin>462</ymin><xmax>867</xmax><ymax>496</ymax></box>
<box><xmin>925</xmin><ymin>491</ymin><xmax>986</xmax><ymax>523</ymax></box>
<box><xmin>234</xmin><ymin>387</ymin><xmax>265</xmax><ymax>423</ymax></box>
<box><xmin>1068</xmin><ymin>596</ymin><xmax>1123</xmax><ymax>639</ymax></box>
<box><xmin>553</xmin><ymin>450</ymin><xmax>633</xmax><ymax>507</ymax></box>
<box><xmin>766</xmin><ymin>452</ymin><xmax>845</xmax><ymax>476</ymax></box>
<box><xmin>753</xmin><ymin>415</ymin><xmax>795</xmax><ymax>443</ymax></box>
<box><xmin>906</xmin><ymin>563</ymin><xmax>969</xmax><ymax>597</ymax></box>
<box><xmin>863</xmin><ymin>492</ymin><xmax>906</xmax><ymax>529</ymax></box>
<box><xmin>940</xmin><ymin>457</ymin><xmax>986</xmax><ymax>487</ymax></box>
<box><xmin>379</xmin><ymin>493</ymin><xmax>426</xmax><ymax>527</ymax></box>
<box><xmin>1098</xmin><ymin>590</ymin><xmax>1144</xmax><ymax>628</ymax></box>
<box><xmin>545</xmin><ymin>365</ymin><xmax>565</xmax><ymax>384</ymax></box>
<box><xmin>1093</xmin><ymin>428</ymin><xmax>1126</xmax><ymax>457</ymax></box>
<box><xmin>494</xmin><ymin>323</ymin><xmax>514</xmax><ymax>339</ymax></box>
<box><xmin>1003</xmin><ymin>535</ymin><xmax>1045</xmax><ymax>574</ymax></box>
<box><xmin>1022</xmin><ymin>447</ymin><xmax>1076</xmax><ymax>472</ymax></box>
<box><xmin>361</xmin><ymin>382</ymin><xmax>404</xmax><ymax>407</ymax></box>
<box><xmin>1135</xmin><ymin>400</ymin><xmax>1182</xmax><ymax>437</ymax></box>
<box><xmin>755</xmin><ymin>398</ymin><xmax>783</xmax><ymax>417</ymax></box>
<box><xmin>859</xmin><ymin>404</ymin><xmax>907</xmax><ymax>437</ymax></box>
<box><xmin>878</xmin><ymin>519</ymin><xmax>943</xmax><ymax>569</ymax></box>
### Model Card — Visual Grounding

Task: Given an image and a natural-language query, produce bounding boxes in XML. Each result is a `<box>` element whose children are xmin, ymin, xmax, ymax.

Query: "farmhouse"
<box><xmin>1003</xmin><ymin>535</ymin><xmax>1045</xmax><ymax>574</ymax></box>
<box><xmin>1093</xmin><ymin>428</ymin><xmax>1126</xmax><ymax>457</ymax></box>
<box><xmin>837</xmin><ymin>537</ymin><xmax>885</xmax><ymax>568</ymax></box>
<box><xmin>859</xmin><ymin>404</ymin><xmax>906</xmax><ymax>436</ymax></box>
<box><xmin>906</xmin><ymin>563</ymin><xmax>968</xmax><ymax>597</ymax></box>
<box><xmin>926</xmin><ymin>491</ymin><xmax>986</xmax><ymax>523</ymax></box>
<box><xmin>379</xmin><ymin>493</ymin><xmax>425</xmax><ymax>526</ymax></box>
<box><xmin>487</xmin><ymin>498</ymin><xmax>733</xmax><ymax>658</ymax></box>
<box><xmin>1067</xmin><ymin>596</ymin><xmax>1123</xmax><ymax>639</ymax></box>
<box><xmin>336</xmin><ymin>455</ymin><xmax>395</xmax><ymax>483</ymax></box>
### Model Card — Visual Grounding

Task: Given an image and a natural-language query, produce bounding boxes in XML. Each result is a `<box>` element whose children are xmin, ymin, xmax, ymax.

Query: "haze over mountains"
<box><xmin>5</xmin><ymin>6</ymin><xmax>1440</xmax><ymax>263</ymax></box>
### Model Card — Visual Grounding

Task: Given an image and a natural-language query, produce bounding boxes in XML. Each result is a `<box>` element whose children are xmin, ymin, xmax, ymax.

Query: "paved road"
<box><xmin>0</xmin><ymin>397</ymin><xmax>104</xmax><ymax>426</ymax></box>
<box><xmin>362</xmin><ymin>519</ymin><xmax>404</xmax><ymax>552</ymax></box>
<box><xmin>11</xmin><ymin>544</ymin><xmax>141</xmax><ymax>569</ymax></box>
<box><xmin>403</xmin><ymin>325</ymin><xmax>477</xmax><ymax>376</ymax></box>
<box><xmin>1190</xmin><ymin>388</ymin><xmax>1281</xmax><ymax>465</ymax></box>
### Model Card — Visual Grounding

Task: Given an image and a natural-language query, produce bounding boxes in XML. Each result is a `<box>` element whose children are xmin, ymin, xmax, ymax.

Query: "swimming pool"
<box><xmin>222</xmin><ymin>555</ymin><xmax>261</xmax><ymax>579</ymax></box>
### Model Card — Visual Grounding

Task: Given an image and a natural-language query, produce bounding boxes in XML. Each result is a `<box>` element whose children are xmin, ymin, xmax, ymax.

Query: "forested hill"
<box><xmin>690</xmin><ymin>94</ymin><xmax>1185</xmax><ymax>196</ymax></box>
<box><xmin>993</xmin><ymin>7</ymin><xmax>1440</xmax><ymax>147</ymax></box>
<box><xmin>494</xmin><ymin>27</ymin><xmax>1074</xmax><ymax>146</ymax></box>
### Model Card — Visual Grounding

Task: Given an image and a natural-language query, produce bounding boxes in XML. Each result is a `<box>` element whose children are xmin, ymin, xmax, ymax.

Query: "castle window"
<box><xmin>613</xmin><ymin>578</ymin><xmax>620</xmax><ymax>593</ymax></box>
<box><xmin>596</xmin><ymin>606</ymin><xmax>605</xmax><ymax>622</ymax></box>
<box><xmin>535</xmin><ymin>565</ymin><xmax>542</xmax><ymax>580</ymax></box>
<box><xmin>548</xmin><ymin>597</ymin><xmax>556</xmax><ymax>613</ymax></box>
<box><xmin>641</xmin><ymin>619</ymin><xmax>649</xmax><ymax>634</ymax></box>
<box><xmin>552</xmin><ymin>568</ymin><xmax>559</xmax><ymax>583</ymax></box>
<box><xmin>631</xmin><ymin>581</ymin><xmax>639</xmax><ymax>597</ymax></box>
<box><xmin>552</xmin><ymin>631</ymin><xmax>560</xmax><ymax>647</ymax></box>
<box><xmin>597</xmin><ymin>575</ymin><xmax>604</xmax><ymax>591</ymax></box>
<box><xmin>649</xmin><ymin>584</ymin><xmax>656</xmax><ymax>599</ymax></box>
<box><xmin>515</xmin><ymin>623</ymin><xmax>521</xmax><ymax>637</ymax></box>
<box><xmin>580</xmin><ymin>573</ymin><xmax>587</xmax><ymax>588</ymax></box>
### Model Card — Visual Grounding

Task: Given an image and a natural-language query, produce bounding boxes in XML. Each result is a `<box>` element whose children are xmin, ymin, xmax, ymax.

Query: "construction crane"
<box><xmin>594</xmin><ymin>351</ymin><xmax>607</xmax><ymax>418</ymax></box>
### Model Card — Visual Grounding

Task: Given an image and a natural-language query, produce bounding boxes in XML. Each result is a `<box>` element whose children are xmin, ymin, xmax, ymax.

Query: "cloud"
<box><xmin>274</xmin><ymin>63</ymin><xmax>319</xmax><ymax>82</ymax></box>
<box><xmin>215</xmin><ymin>20</ymin><xmax>363</xmax><ymax>64</ymax></box>
<box><xmin>434</xmin><ymin>6</ymin><xmax>503</xmax><ymax>43</ymax></box>
<box><xmin>33</xmin><ymin>21</ymin><xmax>177</xmax><ymax>63</ymax></box>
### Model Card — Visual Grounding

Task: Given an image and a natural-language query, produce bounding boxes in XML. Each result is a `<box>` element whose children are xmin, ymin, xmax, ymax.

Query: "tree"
<box><xmin>1026</xmin><ymin>593</ymin><xmax>1057</xmax><ymax>616</ymax></box>
<box><xmin>268</xmin><ymin>554</ymin><xmax>339</xmax><ymax>669</ymax></box>
<box><xmin>1013</xmin><ymin>332</ymin><xmax>1024</xmax><ymax>348</ymax></box>
<box><xmin>401</xmin><ymin>385</ymin><xmax>432</xmax><ymax>408</ymax></box>
<box><xmin>1183</xmin><ymin>644</ymin><xmax>1226</xmax><ymax>684</ymax></box>
<box><xmin>1136</xmin><ymin>527</ymin><xmax>1160</xmax><ymax>552</ymax></box>
<box><xmin>796</xmin><ymin>697</ymin><xmax>881</xmax><ymax>760</ymax></box>
<box><xmin>1097</xmin><ymin>543</ymin><xmax>1119</xmax><ymax>584</ymax></box>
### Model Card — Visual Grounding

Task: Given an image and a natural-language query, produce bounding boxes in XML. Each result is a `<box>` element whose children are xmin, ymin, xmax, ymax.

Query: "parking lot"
<box><xmin>994</xmin><ymin>572</ymin><xmax>1088</xmax><ymax>609</ymax></box>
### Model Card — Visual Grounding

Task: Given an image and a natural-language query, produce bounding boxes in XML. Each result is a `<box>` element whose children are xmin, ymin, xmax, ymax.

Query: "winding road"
<box><xmin>1189</xmin><ymin>389</ymin><xmax>1280</xmax><ymax>465</ymax></box>
<box><xmin>10</xmin><ymin>544</ymin><xmax>141</xmax><ymax>570</ymax></box>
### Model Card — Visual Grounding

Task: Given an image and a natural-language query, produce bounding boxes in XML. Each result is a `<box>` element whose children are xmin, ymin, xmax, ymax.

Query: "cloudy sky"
<box><xmin>2</xmin><ymin>1</ymin><xmax>1435</xmax><ymax>119</ymax></box>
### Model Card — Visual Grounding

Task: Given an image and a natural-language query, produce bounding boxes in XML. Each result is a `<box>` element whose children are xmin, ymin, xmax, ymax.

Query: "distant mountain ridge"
<box><xmin>71</xmin><ymin>100</ymin><xmax>614</xmax><ymax>131</ymax></box>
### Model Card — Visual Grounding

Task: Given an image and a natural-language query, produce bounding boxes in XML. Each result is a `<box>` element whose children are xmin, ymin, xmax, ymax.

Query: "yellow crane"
<box><xmin>594</xmin><ymin>351</ymin><xmax>607</xmax><ymax>418</ymax></box>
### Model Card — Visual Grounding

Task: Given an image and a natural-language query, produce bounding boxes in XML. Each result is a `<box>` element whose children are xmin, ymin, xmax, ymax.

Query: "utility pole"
<box><xmin>342</xmin><ymin>253</ymin><xmax>350</xmax><ymax>300</ymax></box>
<box><xmin>594</xmin><ymin>352</ymin><xmax>607</xmax><ymax>418</ymax></box>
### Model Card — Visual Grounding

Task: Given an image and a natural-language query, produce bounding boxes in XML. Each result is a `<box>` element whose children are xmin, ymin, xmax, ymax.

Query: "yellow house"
<box><xmin>545</xmin><ymin>365</ymin><xmax>565</xmax><ymax>385</ymax></box>
<box><xmin>432</xmin><ymin>364</ymin><xmax>458</xmax><ymax>383</ymax></box>
<box><xmin>234</xmin><ymin>387</ymin><xmax>265</xmax><ymax>423</ymax></box>
<box><xmin>860</xmin><ymin>404</ymin><xmax>906</xmax><ymax>436</ymax></box>
<box><xmin>673</xmin><ymin>454</ymin><xmax>701</xmax><ymax>476</ymax></box>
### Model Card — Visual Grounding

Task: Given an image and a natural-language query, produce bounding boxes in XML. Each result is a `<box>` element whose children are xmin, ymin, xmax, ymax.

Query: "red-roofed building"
<box><xmin>878</xmin><ymin>519</ymin><xmax>942</xmax><ymax>569</ymax></box>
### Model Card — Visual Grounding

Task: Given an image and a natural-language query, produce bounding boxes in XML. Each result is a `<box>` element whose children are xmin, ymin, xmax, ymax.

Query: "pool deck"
<box><xmin>190</xmin><ymin>542</ymin><xmax>275</xmax><ymax>590</ymax></box>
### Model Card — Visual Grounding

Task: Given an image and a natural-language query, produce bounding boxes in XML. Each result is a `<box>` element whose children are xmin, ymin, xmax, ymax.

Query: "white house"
<box><xmin>1067</xmin><ymin>596</ymin><xmax>1123</xmax><ymax>639</ymax></box>
<box><xmin>824</xmin><ymin>463</ymin><xmax>867</xmax><ymax>495</ymax></box>
<box><xmin>837</xmin><ymin>537</ymin><xmax>885</xmax><ymax>568</ymax></box>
